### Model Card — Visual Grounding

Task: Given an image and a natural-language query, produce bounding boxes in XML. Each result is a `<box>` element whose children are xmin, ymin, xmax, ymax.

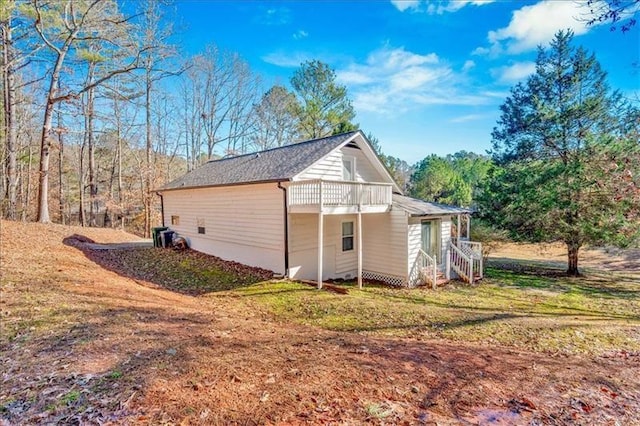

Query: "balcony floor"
<box><xmin>288</xmin><ymin>204</ymin><xmax>391</xmax><ymax>214</ymax></box>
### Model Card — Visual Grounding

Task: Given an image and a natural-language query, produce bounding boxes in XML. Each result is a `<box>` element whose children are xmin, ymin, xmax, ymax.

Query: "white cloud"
<box><xmin>494</xmin><ymin>61</ymin><xmax>536</xmax><ymax>84</ymax></box>
<box><xmin>471</xmin><ymin>46</ymin><xmax>491</xmax><ymax>56</ymax></box>
<box><xmin>462</xmin><ymin>60</ymin><xmax>476</xmax><ymax>71</ymax></box>
<box><xmin>481</xmin><ymin>0</ymin><xmax>594</xmax><ymax>55</ymax></box>
<box><xmin>336</xmin><ymin>46</ymin><xmax>491</xmax><ymax>114</ymax></box>
<box><xmin>435</xmin><ymin>0</ymin><xmax>496</xmax><ymax>14</ymax></box>
<box><xmin>256</xmin><ymin>7</ymin><xmax>292</xmax><ymax>26</ymax></box>
<box><xmin>338</xmin><ymin>71</ymin><xmax>374</xmax><ymax>85</ymax></box>
<box><xmin>449</xmin><ymin>113</ymin><xmax>487</xmax><ymax>123</ymax></box>
<box><xmin>391</xmin><ymin>0</ymin><xmax>495</xmax><ymax>14</ymax></box>
<box><xmin>390</xmin><ymin>0</ymin><xmax>420</xmax><ymax>12</ymax></box>
<box><xmin>262</xmin><ymin>51</ymin><xmax>311</xmax><ymax>68</ymax></box>
<box><xmin>293</xmin><ymin>30</ymin><xmax>308</xmax><ymax>40</ymax></box>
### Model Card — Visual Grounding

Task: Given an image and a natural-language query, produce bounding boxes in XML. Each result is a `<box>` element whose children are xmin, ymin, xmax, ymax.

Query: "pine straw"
<box><xmin>1</xmin><ymin>220</ymin><xmax>639</xmax><ymax>425</ymax></box>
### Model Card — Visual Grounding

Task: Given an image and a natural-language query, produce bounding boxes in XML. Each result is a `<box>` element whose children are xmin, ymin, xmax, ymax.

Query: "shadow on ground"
<box><xmin>62</xmin><ymin>234</ymin><xmax>274</xmax><ymax>295</ymax></box>
<box><xmin>486</xmin><ymin>260</ymin><xmax>640</xmax><ymax>301</ymax></box>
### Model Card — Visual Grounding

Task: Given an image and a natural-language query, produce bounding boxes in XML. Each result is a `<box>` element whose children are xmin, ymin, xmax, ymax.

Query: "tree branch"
<box><xmin>33</xmin><ymin>0</ymin><xmax>62</xmax><ymax>56</ymax></box>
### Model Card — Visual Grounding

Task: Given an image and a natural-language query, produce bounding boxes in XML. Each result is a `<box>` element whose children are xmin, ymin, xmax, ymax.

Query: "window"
<box><xmin>197</xmin><ymin>218</ymin><xmax>205</xmax><ymax>234</ymax></box>
<box><xmin>342</xmin><ymin>221</ymin><xmax>354</xmax><ymax>251</ymax></box>
<box><xmin>342</xmin><ymin>157</ymin><xmax>354</xmax><ymax>181</ymax></box>
<box><xmin>171</xmin><ymin>215</ymin><xmax>180</xmax><ymax>225</ymax></box>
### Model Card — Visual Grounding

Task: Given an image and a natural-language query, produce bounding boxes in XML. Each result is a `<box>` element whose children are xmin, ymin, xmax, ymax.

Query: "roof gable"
<box><xmin>292</xmin><ymin>131</ymin><xmax>402</xmax><ymax>193</ymax></box>
<box><xmin>160</xmin><ymin>132</ymin><xmax>358</xmax><ymax>191</ymax></box>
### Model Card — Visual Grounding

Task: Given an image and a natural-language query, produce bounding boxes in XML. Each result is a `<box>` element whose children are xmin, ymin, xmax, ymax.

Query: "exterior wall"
<box><xmin>296</xmin><ymin>149</ymin><xmax>342</xmax><ymax>180</ymax></box>
<box><xmin>361</xmin><ymin>208</ymin><xmax>408</xmax><ymax>280</ymax></box>
<box><xmin>162</xmin><ymin>183</ymin><xmax>285</xmax><ymax>274</ymax></box>
<box><xmin>289</xmin><ymin>213</ymin><xmax>358</xmax><ymax>280</ymax></box>
<box><xmin>440</xmin><ymin>217</ymin><xmax>452</xmax><ymax>257</ymax></box>
<box><xmin>407</xmin><ymin>216</ymin><xmax>454</xmax><ymax>274</ymax></box>
<box><xmin>296</xmin><ymin>146</ymin><xmax>386</xmax><ymax>182</ymax></box>
<box><xmin>342</xmin><ymin>146</ymin><xmax>386</xmax><ymax>182</ymax></box>
<box><xmin>407</xmin><ymin>220</ymin><xmax>423</xmax><ymax>282</ymax></box>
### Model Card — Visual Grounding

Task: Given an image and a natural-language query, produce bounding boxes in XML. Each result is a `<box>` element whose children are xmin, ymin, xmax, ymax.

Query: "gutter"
<box><xmin>156</xmin><ymin>178</ymin><xmax>288</xmax><ymax>193</ymax></box>
<box><xmin>277</xmin><ymin>182</ymin><xmax>289</xmax><ymax>276</ymax></box>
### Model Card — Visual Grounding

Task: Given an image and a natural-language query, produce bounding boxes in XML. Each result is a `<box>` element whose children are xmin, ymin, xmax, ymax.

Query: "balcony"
<box><xmin>287</xmin><ymin>179</ymin><xmax>393</xmax><ymax>214</ymax></box>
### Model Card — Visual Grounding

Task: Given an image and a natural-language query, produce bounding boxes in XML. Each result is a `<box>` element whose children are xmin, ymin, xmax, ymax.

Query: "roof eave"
<box><xmin>407</xmin><ymin>210</ymin><xmax>471</xmax><ymax>217</ymax></box>
<box><xmin>155</xmin><ymin>178</ymin><xmax>290</xmax><ymax>193</ymax></box>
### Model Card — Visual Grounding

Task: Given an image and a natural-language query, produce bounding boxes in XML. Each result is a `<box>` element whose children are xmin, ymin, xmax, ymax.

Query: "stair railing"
<box><xmin>448</xmin><ymin>241</ymin><xmax>474</xmax><ymax>284</ymax></box>
<box><xmin>459</xmin><ymin>241</ymin><xmax>483</xmax><ymax>281</ymax></box>
<box><xmin>417</xmin><ymin>249</ymin><xmax>438</xmax><ymax>290</ymax></box>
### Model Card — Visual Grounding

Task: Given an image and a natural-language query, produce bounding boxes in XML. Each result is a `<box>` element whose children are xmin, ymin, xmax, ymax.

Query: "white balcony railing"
<box><xmin>288</xmin><ymin>179</ymin><xmax>392</xmax><ymax>211</ymax></box>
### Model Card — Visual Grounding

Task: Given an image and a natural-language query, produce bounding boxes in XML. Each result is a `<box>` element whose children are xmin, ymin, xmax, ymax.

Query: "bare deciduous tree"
<box><xmin>134</xmin><ymin>0</ymin><xmax>179</xmax><ymax>237</ymax></box>
<box><xmin>182</xmin><ymin>45</ymin><xmax>260</xmax><ymax>160</ymax></box>
<box><xmin>30</xmin><ymin>0</ymin><xmax>141</xmax><ymax>223</ymax></box>
<box><xmin>250</xmin><ymin>85</ymin><xmax>299</xmax><ymax>151</ymax></box>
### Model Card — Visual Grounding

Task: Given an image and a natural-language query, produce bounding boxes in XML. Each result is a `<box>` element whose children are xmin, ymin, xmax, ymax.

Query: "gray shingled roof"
<box><xmin>160</xmin><ymin>131</ymin><xmax>358</xmax><ymax>190</ymax></box>
<box><xmin>393</xmin><ymin>194</ymin><xmax>470</xmax><ymax>216</ymax></box>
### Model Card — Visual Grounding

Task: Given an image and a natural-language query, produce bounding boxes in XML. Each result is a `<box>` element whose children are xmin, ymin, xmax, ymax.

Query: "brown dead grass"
<box><xmin>1</xmin><ymin>220</ymin><xmax>639</xmax><ymax>425</ymax></box>
<box><xmin>489</xmin><ymin>242</ymin><xmax>640</xmax><ymax>274</ymax></box>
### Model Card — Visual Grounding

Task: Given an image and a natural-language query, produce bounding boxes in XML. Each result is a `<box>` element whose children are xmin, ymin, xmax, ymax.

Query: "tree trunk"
<box><xmin>2</xmin><ymin>12</ymin><xmax>18</xmax><ymax>220</ymax></box>
<box><xmin>567</xmin><ymin>243</ymin><xmax>581</xmax><ymax>276</ymax></box>
<box><xmin>23</xmin><ymin>145</ymin><xmax>32</xmax><ymax>222</ymax></box>
<box><xmin>144</xmin><ymin>67</ymin><xmax>152</xmax><ymax>238</ymax></box>
<box><xmin>57</xmin><ymin>111</ymin><xmax>65</xmax><ymax>224</ymax></box>
<box><xmin>117</xmin><ymin>110</ymin><xmax>124</xmax><ymax>230</ymax></box>
<box><xmin>36</xmin><ymin>48</ymin><xmax>68</xmax><ymax>223</ymax></box>
<box><xmin>78</xmin><ymin>134</ymin><xmax>86</xmax><ymax>227</ymax></box>
<box><xmin>86</xmin><ymin>64</ymin><xmax>97</xmax><ymax>227</ymax></box>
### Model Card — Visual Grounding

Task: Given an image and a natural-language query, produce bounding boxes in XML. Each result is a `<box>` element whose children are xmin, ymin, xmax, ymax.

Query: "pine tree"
<box><xmin>484</xmin><ymin>30</ymin><xmax>639</xmax><ymax>276</ymax></box>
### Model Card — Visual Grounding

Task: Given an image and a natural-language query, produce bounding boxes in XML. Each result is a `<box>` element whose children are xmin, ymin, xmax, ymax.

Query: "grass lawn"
<box><xmin>229</xmin><ymin>267</ymin><xmax>640</xmax><ymax>356</ymax></box>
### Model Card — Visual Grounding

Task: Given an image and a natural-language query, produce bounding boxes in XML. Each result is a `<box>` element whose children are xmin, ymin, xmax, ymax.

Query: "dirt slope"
<box><xmin>1</xmin><ymin>220</ymin><xmax>638</xmax><ymax>425</ymax></box>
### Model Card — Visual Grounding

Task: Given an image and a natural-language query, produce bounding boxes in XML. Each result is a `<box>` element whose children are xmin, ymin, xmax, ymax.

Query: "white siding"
<box><xmin>441</xmin><ymin>218</ymin><xmax>452</xmax><ymax>256</ymax></box>
<box><xmin>407</xmin><ymin>220</ymin><xmax>423</xmax><ymax>280</ymax></box>
<box><xmin>296</xmin><ymin>146</ymin><xmax>386</xmax><ymax>182</ymax></box>
<box><xmin>361</xmin><ymin>208</ymin><xmax>408</xmax><ymax>280</ymax></box>
<box><xmin>342</xmin><ymin>146</ymin><xmax>386</xmax><ymax>182</ymax></box>
<box><xmin>296</xmin><ymin>150</ymin><xmax>342</xmax><ymax>180</ymax></box>
<box><xmin>162</xmin><ymin>183</ymin><xmax>285</xmax><ymax>273</ymax></box>
<box><xmin>289</xmin><ymin>213</ymin><xmax>358</xmax><ymax>280</ymax></box>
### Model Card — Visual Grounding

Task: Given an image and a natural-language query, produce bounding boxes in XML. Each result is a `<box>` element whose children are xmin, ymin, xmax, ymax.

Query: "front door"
<box><xmin>421</xmin><ymin>220</ymin><xmax>440</xmax><ymax>262</ymax></box>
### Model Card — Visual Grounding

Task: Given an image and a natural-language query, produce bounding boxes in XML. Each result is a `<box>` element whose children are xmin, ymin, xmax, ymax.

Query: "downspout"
<box><xmin>277</xmin><ymin>182</ymin><xmax>289</xmax><ymax>276</ymax></box>
<box><xmin>157</xmin><ymin>192</ymin><xmax>165</xmax><ymax>227</ymax></box>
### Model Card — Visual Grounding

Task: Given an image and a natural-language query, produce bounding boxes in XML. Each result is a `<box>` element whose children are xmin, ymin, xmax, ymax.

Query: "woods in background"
<box><xmin>0</xmin><ymin>1</ymin><xmax>357</xmax><ymax>236</ymax></box>
<box><xmin>2</xmin><ymin>2</ymin><xmax>638</xmax><ymax>267</ymax></box>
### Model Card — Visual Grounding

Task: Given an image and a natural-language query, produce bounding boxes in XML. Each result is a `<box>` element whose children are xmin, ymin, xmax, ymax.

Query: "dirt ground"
<box><xmin>1</xmin><ymin>220</ymin><xmax>639</xmax><ymax>425</ymax></box>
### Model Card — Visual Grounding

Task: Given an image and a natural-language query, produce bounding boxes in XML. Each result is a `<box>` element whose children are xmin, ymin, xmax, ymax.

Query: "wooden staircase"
<box><xmin>434</xmin><ymin>269</ymin><xmax>450</xmax><ymax>287</ymax></box>
<box><xmin>413</xmin><ymin>241</ymin><xmax>483</xmax><ymax>288</ymax></box>
<box><xmin>448</xmin><ymin>240</ymin><xmax>483</xmax><ymax>284</ymax></box>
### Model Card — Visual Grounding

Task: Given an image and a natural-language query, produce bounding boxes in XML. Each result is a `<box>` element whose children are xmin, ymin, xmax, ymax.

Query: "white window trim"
<box><xmin>342</xmin><ymin>156</ymin><xmax>356</xmax><ymax>181</ymax></box>
<box><xmin>341</xmin><ymin>220</ymin><xmax>355</xmax><ymax>252</ymax></box>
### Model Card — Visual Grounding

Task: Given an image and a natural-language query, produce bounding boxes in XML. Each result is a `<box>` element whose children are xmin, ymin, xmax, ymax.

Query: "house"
<box><xmin>157</xmin><ymin>131</ymin><xmax>482</xmax><ymax>288</ymax></box>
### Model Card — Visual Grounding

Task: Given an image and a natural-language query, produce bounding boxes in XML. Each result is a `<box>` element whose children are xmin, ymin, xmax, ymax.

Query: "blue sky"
<box><xmin>173</xmin><ymin>0</ymin><xmax>639</xmax><ymax>163</ymax></box>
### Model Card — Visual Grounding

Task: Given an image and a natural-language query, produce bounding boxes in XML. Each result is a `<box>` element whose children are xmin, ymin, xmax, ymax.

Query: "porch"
<box><xmin>414</xmin><ymin>239</ymin><xmax>484</xmax><ymax>289</ymax></box>
<box><xmin>408</xmin><ymin>211</ymin><xmax>483</xmax><ymax>289</ymax></box>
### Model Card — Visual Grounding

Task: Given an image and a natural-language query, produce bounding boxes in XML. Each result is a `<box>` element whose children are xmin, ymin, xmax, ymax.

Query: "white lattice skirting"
<box><xmin>362</xmin><ymin>270</ymin><xmax>407</xmax><ymax>287</ymax></box>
